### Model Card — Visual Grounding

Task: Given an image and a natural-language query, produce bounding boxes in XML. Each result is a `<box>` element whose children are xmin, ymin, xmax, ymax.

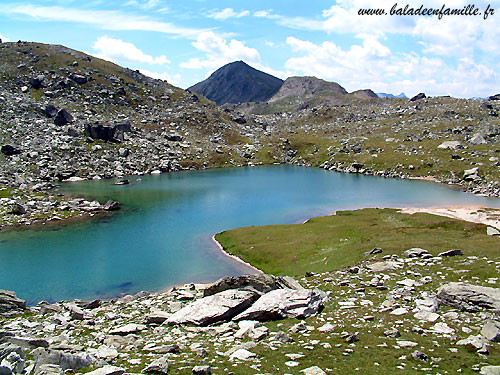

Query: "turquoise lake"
<box><xmin>1</xmin><ymin>165</ymin><xmax>500</xmax><ymax>304</ymax></box>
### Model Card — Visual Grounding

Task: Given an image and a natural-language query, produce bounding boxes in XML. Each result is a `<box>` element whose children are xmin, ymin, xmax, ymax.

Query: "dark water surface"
<box><xmin>1</xmin><ymin>166</ymin><xmax>499</xmax><ymax>304</ymax></box>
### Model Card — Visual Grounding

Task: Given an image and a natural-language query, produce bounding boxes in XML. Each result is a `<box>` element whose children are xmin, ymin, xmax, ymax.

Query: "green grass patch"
<box><xmin>215</xmin><ymin>208</ymin><xmax>498</xmax><ymax>276</ymax></box>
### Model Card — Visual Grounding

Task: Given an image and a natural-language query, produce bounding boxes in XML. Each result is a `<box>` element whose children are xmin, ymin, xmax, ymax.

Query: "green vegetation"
<box><xmin>216</xmin><ymin>208</ymin><xmax>498</xmax><ymax>277</ymax></box>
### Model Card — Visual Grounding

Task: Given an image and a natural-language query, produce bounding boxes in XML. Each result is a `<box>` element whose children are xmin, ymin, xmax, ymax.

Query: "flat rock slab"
<box><xmin>481</xmin><ymin>366</ymin><xmax>500</xmax><ymax>375</ymax></box>
<box><xmin>167</xmin><ymin>289</ymin><xmax>259</xmax><ymax>326</ymax></box>
<box><xmin>437</xmin><ymin>282</ymin><xmax>500</xmax><ymax>312</ymax></box>
<box><xmin>109</xmin><ymin>324</ymin><xmax>146</xmax><ymax>336</ymax></box>
<box><xmin>233</xmin><ymin>288</ymin><xmax>327</xmax><ymax>321</ymax></box>
<box><xmin>367</xmin><ymin>261</ymin><xmax>403</xmax><ymax>272</ymax></box>
<box><xmin>86</xmin><ymin>366</ymin><xmax>124</xmax><ymax>375</ymax></box>
<box><xmin>301</xmin><ymin>366</ymin><xmax>327</xmax><ymax>375</ymax></box>
<box><xmin>0</xmin><ymin>290</ymin><xmax>26</xmax><ymax>316</ymax></box>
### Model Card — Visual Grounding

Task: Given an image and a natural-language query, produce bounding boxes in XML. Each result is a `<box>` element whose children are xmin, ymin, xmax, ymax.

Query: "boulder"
<box><xmin>481</xmin><ymin>366</ymin><xmax>500</xmax><ymax>375</ymax></box>
<box><xmin>437</xmin><ymin>141</ymin><xmax>463</xmax><ymax>150</ymax></box>
<box><xmin>438</xmin><ymin>249</ymin><xmax>463</xmax><ymax>257</ymax></box>
<box><xmin>0</xmin><ymin>291</ymin><xmax>26</xmax><ymax>316</ymax></box>
<box><xmin>410</xmin><ymin>93</ymin><xmax>426</xmax><ymax>101</ymax></box>
<box><xmin>53</xmin><ymin>109</ymin><xmax>73</xmax><ymax>126</ymax></box>
<box><xmin>233</xmin><ymin>288</ymin><xmax>327</xmax><ymax>321</ymax></box>
<box><xmin>86</xmin><ymin>366</ymin><xmax>124</xmax><ymax>375</ymax></box>
<box><xmin>9</xmin><ymin>204</ymin><xmax>27</xmax><ymax>215</ymax></box>
<box><xmin>301</xmin><ymin>366</ymin><xmax>327</xmax><ymax>375</ymax></box>
<box><xmin>437</xmin><ymin>282</ymin><xmax>500</xmax><ymax>312</ymax></box>
<box><xmin>463</xmin><ymin>167</ymin><xmax>480</xmax><ymax>181</ymax></box>
<box><xmin>69</xmin><ymin>74</ymin><xmax>88</xmax><ymax>85</ymax></box>
<box><xmin>167</xmin><ymin>289</ymin><xmax>259</xmax><ymax>326</ymax></box>
<box><xmin>84</xmin><ymin>122</ymin><xmax>131</xmax><ymax>142</ymax></box>
<box><xmin>488</xmin><ymin>94</ymin><xmax>500</xmax><ymax>101</ymax></box>
<box><xmin>203</xmin><ymin>274</ymin><xmax>302</xmax><ymax>297</ymax></box>
<box><xmin>35</xmin><ymin>364</ymin><xmax>63</xmax><ymax>375</ymax></box>
<box><xmin>32</xmin><ymin>348</ymin><xmax>93</xmax><ymax>372</ymax></box>
<box><xmin>404</xmin><ymin>248</ymin><xmax>431</xmax><ymax>258</ymax></box>
<box><xmin>165</xmin><ymin>133</ymin><xmax>183</xmax><ymax>142</ymax></box>
<box><xmin>142</xmin><ymin>355</ymin><xmax>169</xmax><ymax>375</ymax></box>
<box><xmin>456</xmin><ymin>334</ymin><xmax>489</xmax><ymax>353</ymax></box>
<box><xmin>43</xmin><ymin>105</ymin><xmax>58</xmax><ymax>118</ymax></box>
<box><xmin>103</xmin><ymin>200</ymin><xmax>121</xmax><ymax>211</ymax></box>
<box><xmin>29</xmin><ymin>76</ymin><xmax>44</xmax><ymax>90</ymax></box>
<box><xmin>1</xmin><ymin>351</ymin><xmax>25</xmax><ymax>374</ymax></box>
<box><xmin>469</xmin><ymin>133</ymin><xmax>487</xmax><ymax>145</ymax></box>
<box><xmin>192</xmin><ymin>365</ymin><xmax>211</xmax><ymax>374</ymax></box>
<box><xmin>1</xmin><ymin>145</ymin><xmax>21</xmax><ymax>156</ymax></box>
<box><xmin>109</xmin><ymin>324</ymin><xmax>146</xmax><ymax>336</ymax></box>
<box><xmin>487</xmin><ymin>227</ymin><xmax>500</xmax><ymax>236</ymax></box>
<box><xmin>481</xmin><ymin>321</ymin><xmax>500</xmax><ymax>342</ymax></box>
<box><xmin>367</xmin><ymin>261</ymin><xmax>402</xmax><ymax>272</ymax></box>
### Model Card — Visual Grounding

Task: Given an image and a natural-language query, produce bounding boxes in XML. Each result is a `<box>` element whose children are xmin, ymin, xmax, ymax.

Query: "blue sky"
<box><xmin>0</xmin><ymin>0</ymin><xmax>498</xmax><ymax>97</ymax></box>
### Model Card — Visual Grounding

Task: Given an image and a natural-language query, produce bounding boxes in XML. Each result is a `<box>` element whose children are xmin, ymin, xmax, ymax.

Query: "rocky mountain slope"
<box><xmin>188</xmin><ymin>61</ymin><xmax>284</xmax><ymax>105</ymax></box>
<box><xmin>1</xmin><ymin>41</ymin><xmax>500</xmax><ymax>230</ymax></box>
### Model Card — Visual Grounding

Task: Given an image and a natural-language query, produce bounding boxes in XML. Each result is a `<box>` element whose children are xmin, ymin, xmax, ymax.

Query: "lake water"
<box><xmin>1</xmin><ymin>165</ymin><xmax>499</xmax><ymax>304</ymax></box>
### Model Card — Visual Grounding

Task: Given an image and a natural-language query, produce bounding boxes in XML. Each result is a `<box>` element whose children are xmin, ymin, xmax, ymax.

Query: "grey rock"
<box><xmin>167</xmin><ymin>289</ymin><xmax>259</xmax><ymax>326</ymax></box>
<box><xmin>437</xmin><ymin>141</ymin><xmax>463</xmax><ymax>150</ymax></box>
<box><xmin>7</xmin><ymin>337</ymin><xmax>48</xmax><ymax>349</ymax></box>
<box><xmin>438</xmin><ymin>249</ymin><xmax>463</xmax><ymax>257</ymax></box>
<box><xmin>404</xmin><ymin>248</ymin><xmax>430</xmax><ymax>258</ymax></box>
<box><xmin>32</xmin><ymin>348</ymin><xmax>93</xmax><ymax>372</ymax></box>
<box><xmin>69</xmin><ymin>74</ymin><xmax>88</xmax><ymax>85</ymax></box>
<box><xmin>109</xmin><ymin>323</ymin><xmax>146</xmax><ymax>336</ymax></box>
<box><xmin>165</xmin><ymin>133</ymin><xmax>183</xmax><ymax>142</ymax></box>
<box><xmin>86</xmin><ymin>366</ymin><xmax>124</xmax><ymax>375</ymax></box>
<box><xmin>43</xmin><ymin>105</ymin><xmax>58</xmax><ymax>118</ymax></box>
<box><xmin>345</xmin><ymin>334</ymin><xmax>359</xmax><ymax>343</ymax></box>
<box><xmin>1</xmin><ymin>145</ymin><xmax>21</xmax><ymax>156</ymax></box>
<box><xmin>469</xmin><ymin>133</ymin><xmax>487</xmax><ymax>145</ymax></box>
<box><xmin>363</xmin><ymin>247</ymin><xmax>383</xmax><ymax>257</ymax></box>
<box><xmin>481</xmin><ymin>366</ymin><xmax>500</xmax><ymax>375</ymax></box>
<box><xmin>487</xmin><ymin>227</ymin><xmax>500</xmax><ymax>236</ymax></box>
<box><xmin>481</xmin><ymin>320</ymin><xmax>500</xmax><ymax>342</ymax></box>
<box><xmin>203</xmin><ymin>274</ymin><xmax>302</xmax><ymax>297</ymax></box>
<box><xmin>53</xmin><ymin>109</ymin><xmax>73</xmax><ymax>126</ymax></box>
<box><xmin>9</xmin><ymin>203</ymin><xmax>26</xmax><ymax>215</ymax></box>
<box><xmin>146</xmin><ymin>311</ymin><xmax>170</xmax><ymax>324</ymax></box>
<box><xmin>437</xmin><ymin>282</ymin><xmax>500</xmax><ymax>312</ymax></box>
<box><xmin>410</xmin><ymin>93</ymin><xmax>426</xmax><ymax>101</ymax></box>
<box><xmin>192</xmin><ymin>365</ymin><xmax>211</xmax><ymax>374</ymax></box>
<box><xmin>103</xmin><ymin>200</ymin><xmax>121</xmax><ymax>211</ymax></box>
<box><xmin>456</xmin><ymin>334</ymin><xmax>489</xmax><ymax>353</ymax></box>
<box><xmin>142</xmin><ymin>355</ymin><xmax>169</xmax><ymax>375</ymax></box>
<box><xmin>384</xmin><ymin>329</ymin><xmax>401</xmax><ymax>338</ymax></box>
<box><xmin>273</xmin><ymin>331</ymin><xmax>294</xmax><ymax>343</ymax></box>
<box><xmin>300</xmin><ymin>366</ymin><xmax>327</xmax><ymax>375</ymax></box>
<box><xmin>0</xmin><ymin>291</ymin><xmax>26</xmax><ymax>316</ymax></box>
<box><xmin>463</xmin><ymin>167</ymin><xmax>480</xmax><ymax>181</ymax></box>
<box><xmin>1</xmin><ymin>352</ymin><xmax>25</xmax><ymax>374</ymax></box>
<box><xmin>412</xmin><ymin>350</ymin><xmax>428</xmax><ymax>361</ymax></box>
<box><xmin>367</xmin><ymin>261</ymin><xmax>402</xmax><ymax>272</ymax></box>
<box><xmin>35</xmin><ymin>364</ymin><xmax>63</xmax><ymax>375</ymax></box>
<box><xmin>233</xmin><ymin>288</ymin><xmax>327</xmax><ymax>321</ymax></box>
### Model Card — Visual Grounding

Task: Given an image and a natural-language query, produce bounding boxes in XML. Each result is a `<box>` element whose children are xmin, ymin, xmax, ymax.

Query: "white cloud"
<box><xmin>0</xmin><ymin>4</ymin><xmax>206</xmax><ymax>39</ymax></box>
<box><xmin>284</xmin><ymin>36</ymin><xmax>498</xmax><ymax>98</ymax></box>
<box><xmin>92</xmin><ymin>36</ymin><xmax>169</xmax><ymax>65</ymax></box>
<box><xmin>208</xmin><ymin>8</ymin><xmax>250</xmax><ymax>20</ymax></box>
<box><xmin>140</xmin><ymin>69</ymin><xmax>181</xmax><ymax>85</ymax></box>
<box><xmin>180</xmin><ymin>31</ymin><xmax>261</xmax><ymax>70</ymax></box>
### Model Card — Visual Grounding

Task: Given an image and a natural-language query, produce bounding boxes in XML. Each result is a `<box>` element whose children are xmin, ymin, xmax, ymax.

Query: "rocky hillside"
<box><xmin>188</xmin><ymin>61</ymin><xmax>284</xmax><ymax>105</ymax></box>
<box><xmin>0</xmin><ymin>42</ymin><xmax>265</xmax><ymax>227</ymax></box>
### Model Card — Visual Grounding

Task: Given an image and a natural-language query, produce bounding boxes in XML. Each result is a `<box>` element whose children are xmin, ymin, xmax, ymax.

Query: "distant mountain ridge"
<box><xmin>269</xmin><ymin>76</ymin><xmax>348</xmax><ymax>102</ymax></box>
<box><xmin>188</xmin><ymin>61</ymin><xmax>284</xmax><ymax>105</ymax></box>
<box><xmin>377</xmin><ymin>92</ymin><xmax>407</xmax><ymax>98</ymax></box>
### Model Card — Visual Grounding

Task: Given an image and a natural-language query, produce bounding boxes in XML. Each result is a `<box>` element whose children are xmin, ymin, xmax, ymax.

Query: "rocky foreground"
<box><xmin>1</xmin><ymin>247</ymin><xmax>500</xmax><ymax>374</ymax></box>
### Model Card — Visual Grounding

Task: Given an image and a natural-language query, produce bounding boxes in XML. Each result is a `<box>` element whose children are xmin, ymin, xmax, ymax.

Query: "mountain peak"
<box><xmin>189</xmin><ymin>61</ymin><xmax>284</xmax><ymax>105</ymax></box>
